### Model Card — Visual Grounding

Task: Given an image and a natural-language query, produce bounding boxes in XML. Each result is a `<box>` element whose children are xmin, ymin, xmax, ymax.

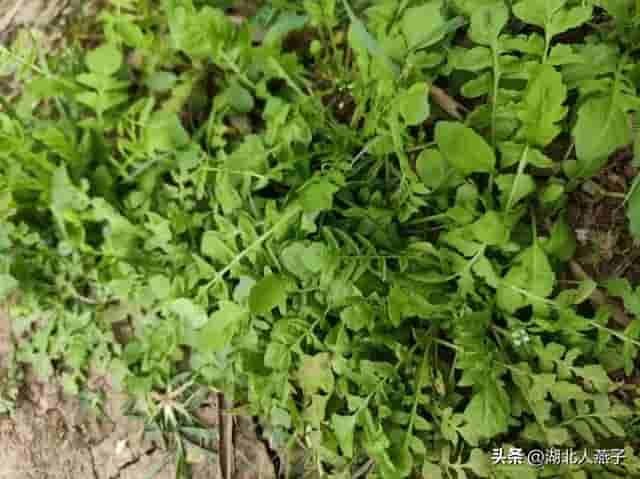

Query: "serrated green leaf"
<box><xmin>550</xmin><ymin>381</ymin><xmax>589</xmax><ymax>402</ymax></box>
<box><xmin>497</xmin><ymin>243</ymin><xmax>555</xmax><ymax>313</ymax></box>
<box><xmin>517</xmin><ymin>64</ymin><xmax>567</xmax><ymax>147</ymax></box>
<box><xmin>463</xmin><ymin>378</ymin><xmax>511</xmax><ymax>440</ymax></box>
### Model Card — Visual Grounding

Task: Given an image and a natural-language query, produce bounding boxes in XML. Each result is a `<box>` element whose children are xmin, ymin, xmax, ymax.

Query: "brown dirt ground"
<box><xmin>568</xmin><ymin>146</ymin><xmax>640</xmax><ymax>284</ymax></box>
<box><xmin>0</xmin><ymin>302</ymin><xmax>183</xmax><ymax>479</ymax></box>
<box><xmin>0</xmin><ymin>305</ymin><xmax>276</xmax><ymax>479</ymax></box>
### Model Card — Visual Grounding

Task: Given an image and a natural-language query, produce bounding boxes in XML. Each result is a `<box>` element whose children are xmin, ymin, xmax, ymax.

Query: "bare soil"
<box><xmin>568</xmin><ymin>147</ymin><xmax>640</xmax><ymax>284</ymax></box>
<box><xmin>0</xmin><ymin>306</ymin><xmax>277</xmax><ymax>479</ymax></box>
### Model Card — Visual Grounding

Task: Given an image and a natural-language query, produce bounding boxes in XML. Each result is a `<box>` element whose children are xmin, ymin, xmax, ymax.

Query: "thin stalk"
<box><xmin>203</xmin><ymin>205</ymin><xmax>301</xmax><ymax>291</ymax></box>
<box><xmin>506</xmin><ymin>144</ymin><xmax>530</xmax><ymax>211</ymax></box>
<box><xmin>490</xmin><ymin>39</ymin><xmax>501</xmax><ymax>147</ymax></box>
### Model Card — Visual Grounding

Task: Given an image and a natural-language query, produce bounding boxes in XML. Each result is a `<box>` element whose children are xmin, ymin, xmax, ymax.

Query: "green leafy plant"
<box><xmin>1</xmin><ymin>0</ymin><xmax>640</xmax><ymax>478</ymax></box>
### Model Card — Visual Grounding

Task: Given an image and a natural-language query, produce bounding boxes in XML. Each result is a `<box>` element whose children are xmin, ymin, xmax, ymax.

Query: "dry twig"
<box><xmin>218</xmin><ymin>392</ymin><xmax>235</xmax><ymax>479</ymax></box>
<box><xmin>429</xmin><ymin>85</ymin><xmax>467</xmax><ymax>120</ymax></box>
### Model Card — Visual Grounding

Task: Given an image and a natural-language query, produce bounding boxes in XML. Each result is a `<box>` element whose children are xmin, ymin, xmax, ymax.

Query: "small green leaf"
<box><xmin>600</xmin><ymin>416</ymin><xmax>626</xmax><ymax>437</ymax></box>
<box><xmin>416</xmin><ymin>149</ymin><xmax>448</xmax><ymax>189</ymax></box>
<box><xmin>542</xmin><ymin>216</ymin><xmax>576</xmax><ymax>261</ymax></box>
<box><xmin>168</xmin><ymin>298</ymin><xmax>208</xmax><ymax>329</ymax></box>
<box><xmin>396</xmin><ymin>83</ymin><xmax>430</xmax><ymax>126</ymax></box>
<box><xmin>467</xmin><ymin>449</ymin><xmax>491</xmax><ymax>478</ymax></box>
<box><xmin>571</xmin><ymin>420</ymin><xmax>595</xmax><ymax>444</ymax></box>
<box><xmin>573</xmin><ymin>96</ymin><xmax>631</xmax><ymax>177</ymax></box>
<box><xmin>391</xmin><ymin>444</ymin><xmax>413</xmax><ymax>478</ymax></box>
<box><xmin>422</xmin><ymin>461</ymin><xmax>443</xmax><ymax>479</ymax></box>
<box><xmin>499</xmin><ymin>142</ymin><xmax>554</xmax><ymax>169</ymax></box>
<box><xmin>226</xmin><ymin>135</ymin><xmax>267</xmax><ymax>173</ymax></box>
<box><xmin>85</xmin><ymin>43</ymin><xmax>122</xmax><ymax>76</ymax></box>
<box><xmin>517</xmin><ymin>64</ymin><xmax>567</xmax><ymax>147</ymax></box>
<box><xmin>306</xmin><ymin>394</ymin><xmax>329</xmax><ymax>428</ymax></box>
<box><xmin>225</xmin><ymin>82</ymin><xmax>255</xmax><ymax>113</ymax></box>
<box><xmin>574</xmin><ymin>365</ymin><xmax>609</xmax><ymax>393</ymax></box>
<box><xmin>513</xmin><ymin>1</ymin><xmax>592</xmax><ymax>38</ymax></box>
<box><xmin>201</xmin><ymin>230</ymin><xmax>235</xmax><ymax>263</ymax></box>
<box><xmin>263</xmin><ymin>12</ymin><xmax>308</xmax><ymax>47</ymax></box>
<box><xmin>264</xmin><ymin>341</ymin><xmax>291</xmax><ymax>370</ymax></box>
<box><xmin>472</xmin><ymin>256</ymin><xmax>501</xmax><ymax>288</ymax></box>
<box><xmin>495</xmin><ymin>174</ymin><xmax>536</xmax><ymax>208</ymax></box>
<box><xmin>342</xmin><ymin>0</ymin><xmax>396</xmax><ymax>74</ymax></box>
<box><xmin>463</xmin><ymin>378</ymin><xmax>511</xmax><ymax>440</ymax></box>
<box><xmin>545</xmin><ymin>426</ymin><xmax>570</xmax><ymax>445</ymax></box>
<box><xmin>145</xmin><ymin>111</ymin><xmax>190</xmax><ymax>153</ymax></box>
<box><xmin>0</xmin><ymin>273</ymin><xmax>18</xmax><ymax>301</ymax></box>
<box><xmin>550</xmin><ymin>381</ymin><xmax>589</xmax><ymax>402</ymax></box>
<box><xmin>435</xmin><ymin>122</ymin><xmax>496</xmax><ymax>175</ymax></box>
<box><xmin>249</xmin><ymin>274</ymin><xmax>289</xmax><ymax>315</ymax></box>
<box><xmin>401</xmin><ymin>0</ymin><xmax>448</xmax><ymax>49</ymax></box>
<box><xmin>572</xmin><ymin>280</ymin><xmax>597</xmax><ymax>305</ymax></box>
<box><xmin>469</xmin><ymin>3</ymin><xmax>509</xmax><ymax>46</ymax></box>
<box><xmin>341</xmin><ymin>303</ymin><xmax>373</xmax><ymax>332</ymax></box>
<box><xmin>414</xmin><ymin>415</ymin><xmax>433</xmax><ymax>432</ymax></box>
<box><xmin>497</xmin><ymin>243</ymin><xmax>555</xmax><ymax>313</ymax></box>
<box><xmin>271</xmin><ymin>406</ymin><xmax>292</xmax><ymax>428</ymax></box>
<box><xmin>298</xmin><ymin>178</ymin><xmax>339</xmax><ymax>213</ymax></box>
<box><xmin>281</xmin><ymin>242</ymin><xmax>328</xmax><ymax>279</ymax></box>
<box><xmin>196</xmin><ymin>302</ymin><xmax>249</xmax><ymax>351</ymax></box>
<box><xmin>297</xmin><ymin>353</ymin><xmax>334</xmax><ymax>396</ymax></box>
<box><xmin>551</xmin><ymin>5</ymin><xmax>592</xmax><ymax>37</ymax></box>
<box><xmin>331</xmin><ymin>413</ymin><xmax>357</xmax><ymax>458</ymax></box>
<box><xmin>145</xmin><ymin>71</ymin><xmax>177</xmax><ymax>92</ymax></box>
<box><xmin>215</xmin><ymin>171</ymin><xmax>243</xmax><ymax>215</ymax></box>
<box><xmin>149</xmin><ymin>274</ymin><xmax>171</xmax><ymax>300</ymax></box>
<box><xmin>471</xmin><ymin>211</ymin><xmax>508</xmax><ymax>245</ymax></box>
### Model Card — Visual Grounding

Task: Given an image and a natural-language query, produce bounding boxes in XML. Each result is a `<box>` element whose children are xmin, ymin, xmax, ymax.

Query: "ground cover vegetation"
<box><xmin>2</xmin><ymin>0</ymin><xmax>640</xmax><ymax>477</ymax></box>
